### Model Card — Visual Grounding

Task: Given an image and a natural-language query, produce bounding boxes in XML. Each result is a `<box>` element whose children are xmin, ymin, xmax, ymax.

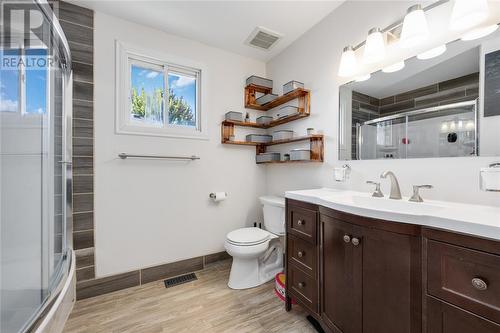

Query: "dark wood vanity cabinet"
<box><xmin>285</xmin><ymin>199</ymin><xmax>500</xmax><ymax>333</ymax></box>
<box><xmin>320</xmin><ymin>209</ymin><xmax>421</xmax><ymax>333</ymax></box>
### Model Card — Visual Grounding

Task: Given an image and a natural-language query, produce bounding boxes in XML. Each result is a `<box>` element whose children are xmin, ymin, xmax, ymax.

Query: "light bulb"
<box><xmin>417</xmin><ymin>45</ymin><xmax>447</xmax><ymax>60</ymax></box>
<box><xmin>382</xmin><ymin>61</ymin><xmax>405</xmax><ymax>73</ymax></box>
<box><xmin>355</xmin><ymin>74</ymin><xmax>371</xmax><ymax>82</ymax></box>
<box><xmin>400</xmin><ymin>5</ymin><xmax>429</xmax><ymax>48</ymax></box>
<box><xmin>450</xmin><ymin>0</ymin><xmax>489</xmax><ymax>31</ymax></box>
<box><xmin>338</xmin><ymin>46</ymin><xmax>358</xmax><ymax>77</ymax></box>
<box><xmin>461</xmin><ymin>24</ymin><xmax>499</xmax><ymax>41</ymax></box>
<box><xmin>363</xmin><ymin>28</ymin><xmax>386</xmax><ymax>64</ymax></box>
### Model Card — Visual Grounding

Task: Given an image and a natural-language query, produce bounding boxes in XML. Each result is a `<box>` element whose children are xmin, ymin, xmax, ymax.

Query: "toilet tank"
<box><xmin>259</xmin><ymin>196</ymin><xmax>285</xmax><ymax>235</ymax></box>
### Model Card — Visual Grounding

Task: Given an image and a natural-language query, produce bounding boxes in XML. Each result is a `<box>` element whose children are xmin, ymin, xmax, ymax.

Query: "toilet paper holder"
<box><xmin>209</xmin><ymin>192</ymin><xmax>228</xmax><ymax>200</ymax></box>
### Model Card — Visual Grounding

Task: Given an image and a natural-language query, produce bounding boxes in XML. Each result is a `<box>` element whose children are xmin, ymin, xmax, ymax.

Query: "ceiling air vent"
<box><xmin>245</xmin><ymin>27</ymin><xmax>282</xmax><ymax>51</ymax></box>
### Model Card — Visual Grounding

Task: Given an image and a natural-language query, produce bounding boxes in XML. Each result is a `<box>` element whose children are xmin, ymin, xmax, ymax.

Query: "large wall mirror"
<box><xmin>339</xmin><ymin>28</ymin><xmax>500</xmax><ymax>160</ymax></box>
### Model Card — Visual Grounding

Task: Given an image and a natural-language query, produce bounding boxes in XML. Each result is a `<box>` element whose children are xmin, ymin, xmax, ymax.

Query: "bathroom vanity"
<box><xmin>284</xmin><ymin>189</ymin><xmax>500</xmax><ymax>333</ymax></box>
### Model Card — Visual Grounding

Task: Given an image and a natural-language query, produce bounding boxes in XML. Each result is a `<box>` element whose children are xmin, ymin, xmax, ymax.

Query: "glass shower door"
<box><xmin>0</xmin><ymin>1</ymin><xmax>71</xmax><ymax>332</ymax></box>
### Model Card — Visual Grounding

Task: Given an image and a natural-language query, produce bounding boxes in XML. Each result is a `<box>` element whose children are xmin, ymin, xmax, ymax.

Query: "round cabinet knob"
<box><xmin>351</xmin><ymin>237</ymin><xmax>360</xmax><ymax>246</ymax></box>
<box><xmin>298</xmin><ymin>282</ymin><xmax>305</xmax><ymax>289</ymax></box>
<box><xmin>297</xmin><ymin>220</ymin><xmax>304</xmax><ymax>226</ymax></box>
<box><xmin>297</xmin><ymin>251</ymin><xmax>305</xmax><ymax>258</ymax></box>
<box><xmin>472</xmin><ymin>277</ymin><xmax>488</xmax><ymax>291</ymax></box>
<box><xmin>343</xmin><ymin>235</ymin><xmax>351</xmax><ymax>243</ymax></box>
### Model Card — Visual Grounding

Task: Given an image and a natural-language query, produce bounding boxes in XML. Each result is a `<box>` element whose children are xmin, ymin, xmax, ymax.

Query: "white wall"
<box><xmin>265</xmin><ymin>1</ymin><xmax>500</xmax><ymax>206</ymax></box>
<box><xmin>94</xmin><ymin>12</ymin><xmax>267</xmax><ymax>277</ymax></box>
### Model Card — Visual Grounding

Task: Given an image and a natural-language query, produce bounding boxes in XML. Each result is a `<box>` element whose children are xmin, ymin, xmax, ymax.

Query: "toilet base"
<box><xmin>227</xmin><ymin>240</ymin><xmax>283</xmax><ymax>290</ymax></box>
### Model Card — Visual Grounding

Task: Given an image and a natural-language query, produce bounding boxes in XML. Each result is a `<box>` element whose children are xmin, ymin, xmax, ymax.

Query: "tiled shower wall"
<box><xmin>53</xmin><ymin>1</ymin><xmax>95</xmax><ymax>283</ymax></box>
<box><xmin>351</xmin><ymin>72</ymin><xmax>479</xmax><ymax>159</ymax></box>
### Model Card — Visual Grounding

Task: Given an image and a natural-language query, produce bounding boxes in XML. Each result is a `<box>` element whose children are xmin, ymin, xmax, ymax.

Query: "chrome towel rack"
<box><xmin>118</xmin><ymin>153</ymin><xmax>200</xmax><ymax>161</ymax></box>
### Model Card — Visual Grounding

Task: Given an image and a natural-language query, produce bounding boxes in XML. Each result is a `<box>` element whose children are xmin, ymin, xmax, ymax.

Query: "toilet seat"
<box><xmin>226</xmin><ymin>227</ymin><xmax>271</xmax><ymax>246</ymax></box>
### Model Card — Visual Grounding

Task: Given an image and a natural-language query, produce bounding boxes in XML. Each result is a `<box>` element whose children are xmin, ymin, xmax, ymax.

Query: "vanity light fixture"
<box><xmin>461</xmin><ymin>24</ymin><xmax>499</xmax><ymax>41</ymax></box>
<box><xmin>417</xmin><ymin>45</ymin><xmax>447</xmax><ymax>60</ymax></box>
<box><xmin>400</xmin><ymin>4</ymin><xmax>429</xmax><ymax>48</ymax></box>
<box><xmin>363</xmin><ymin>28</ymin><xmax>386</xmax><ymax>64</ymax></box>
<box><xmin>382</xmin><ymin>61</ymin><xmax>405</xmax><ymax>73</ymax></box>
<box><xmin>449</xmin><ymin>0</ymin><xmax>490</xmax><ymax>31</ymax></box>
<box><xmin>338</xmin><ymin>45</ymin><xmax>358</xmax><ymax>77</ymax></box>
<box><xmin>355</xmin><ymin>73</ymin><xmax>371</xmax><ymax>82</ymax></box>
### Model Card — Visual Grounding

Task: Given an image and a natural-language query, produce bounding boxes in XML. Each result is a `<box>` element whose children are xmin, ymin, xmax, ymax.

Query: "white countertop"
<box><xmin>285</xmin><ymin>188</ymin><xmax>500</xmax><ymax>241</ymax></box>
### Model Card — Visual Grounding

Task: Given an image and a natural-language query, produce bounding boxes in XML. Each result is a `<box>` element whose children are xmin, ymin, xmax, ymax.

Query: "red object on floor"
<box><xmin>274</xmin><ymin>272</ymin><xmax>295</xmax><ymax>303</ymax></box>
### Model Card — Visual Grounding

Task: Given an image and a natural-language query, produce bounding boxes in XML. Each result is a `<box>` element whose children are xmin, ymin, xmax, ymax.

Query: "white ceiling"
<box><xmin>70</xmin><ymin>0</ymin><xmax>345</xmax><ymax>61</ymax></box>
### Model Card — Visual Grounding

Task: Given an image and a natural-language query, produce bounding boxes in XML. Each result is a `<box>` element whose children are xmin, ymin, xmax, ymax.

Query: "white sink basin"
<box><xmin>285</xmin><ymin>188</ymin><xmax>500</xmax><ymax>241</ymax></box>
<box><xmin>349</xmin><ymin>195</ymin><xmax>444</xmax><ymax>215</ymax></box>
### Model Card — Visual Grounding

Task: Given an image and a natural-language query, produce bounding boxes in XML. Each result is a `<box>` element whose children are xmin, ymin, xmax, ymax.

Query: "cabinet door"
<box><xmin>321</xmin><ymin>215</ymin><xmax>362</xmax><ymax>333</ymax></box>
<box><xmin>427</xmin><ymin>296</ymin><xmax>500</xmax><ymax>333</ymax></box>
<box><xmin>358</xmin><ymin>225</ymin><xmax>421</xmax><ymax>333</ymax></box>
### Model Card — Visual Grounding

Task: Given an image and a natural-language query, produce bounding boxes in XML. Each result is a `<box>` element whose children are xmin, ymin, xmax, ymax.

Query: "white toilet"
<box><xmin>225</xmin><ymin>196</ymin><xmax>285</xmax><ymax>289</ymax></box>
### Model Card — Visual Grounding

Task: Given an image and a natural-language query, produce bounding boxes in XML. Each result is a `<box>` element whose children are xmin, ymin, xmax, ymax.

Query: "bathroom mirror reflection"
<box><xmin>339</xmin><ymin>27</ymin><xmax>500</xmax><ymax>160</ymax></box>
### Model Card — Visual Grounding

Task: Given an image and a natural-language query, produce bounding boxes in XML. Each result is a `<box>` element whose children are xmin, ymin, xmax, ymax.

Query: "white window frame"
<box><xmin>115</xmin><ymin>41</ymin><xmax>207</xmax><ymax>139</ymax></box>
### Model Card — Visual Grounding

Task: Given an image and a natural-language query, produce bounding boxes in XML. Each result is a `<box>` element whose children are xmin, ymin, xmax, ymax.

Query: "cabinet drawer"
<box><xmin>288</xmin><ymin>206</ymin><xmax>317</xmax><ymax>244</ymax></box>
<box><xmin>288</xmin><ymin>264</ymin><xmax>318</xmax><ymax>314</ymax></box>
<box><xmin>426</xmin><ymin>296</ymin><xmax>500</xmax><ymax>333</ymax></box>
<box><xmin>427</xmin><ymin>240</ymin><xmax>500</xmax><ymax>324</ymax></box>
<box><xmin>287</xmin><ymin>235</ymin><xmax>316</xmax><ymax>278</ymax></box>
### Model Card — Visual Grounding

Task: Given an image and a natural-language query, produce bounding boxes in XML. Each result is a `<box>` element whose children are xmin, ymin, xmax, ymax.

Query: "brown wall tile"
<box><xmin>68</xmin><ymin>42</ymin><xmax>93</xmax><ymax>66</ymax></box>
<box><xmin>75</xmin><ymin>248</ymin><xmax>95</xmax><ymax>268</ymax></box>
<box><xmin>58</xmin><ymin>1</ymin><xmax>94</xmax><ymax>28</ymax></box>
<box><xmin>73</xmin><ymin>230</ymin><xmax>94</xmax><ymax>250</ymax></box>
<box><xmin>73</xmin><ymin>81</ymin><xmax>93</xmax><ymax>101</ymax></box>
<box><xmin>76</xmin><ymin>266</ymin><xmax>95</xmax><ymax>281</ymax></box>
<box><xmin>73</xmin><ymin>157</ymin><xmax>93</xmax><ymax>175</ymax></box>
<box><xmin>76</xmin><ymin>271</ymin><xmax>140</xmax><ymax>300</ymax></box>
<box><xmin>73</xmin><ymin>175</ymin><xmax>94</xmax><ymax>194</ymax></box>
<box><xmin>379</xmin><ymin>100</ymin><xmax>415</xmax><ymax>114</ymax></box>
<box><xmin>395</xmin><ymin>84</ymin><xmax>438</xmax><ymax>103</ymax></box>
<box><xmin>73</xmin><ymin>211</ymin><xmax>94</xmax><ymax>231</ymax></box>
<box><xmin>141</xmin><ymin>257</ymin><xmax>204</xmax><ymax>284</ymax></box>
<box><xmin>73</xmin><ymin>193</ymin><xmax>93</xmax><ymax>213</ymax></box>
<box><xmin>72</xmin><ymin>62</ymin><xmax>93</xmax><ymax>84</ymax></box>
<box><xmin>73</xmin><ymin>118</ymin><xmax>93</xmax><ymax>138</ymax></box>
<box><xmin>59</xmin><ymin>20</ymin><xmax>93</xmax><ymax>46</ymax></box>
<box><xmin>73</xmin><ymin>138</ymin><xmax>93</xmax><ymax>157</ymax></box>
<box><xmin>439</xmin><ymin>72</ymin><xmax>479</xmax><ymax>91</ymax></box>
<box><xmin>204</xmin><ymin>251</ymin><xmax>230</xmax><ymax>265</ymax></box>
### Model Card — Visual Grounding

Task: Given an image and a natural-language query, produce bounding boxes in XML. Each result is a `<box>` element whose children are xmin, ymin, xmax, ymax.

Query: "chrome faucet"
<box><xmin>409</xmin><ymin>185</ymin><xmax>433</xmax><ymax>202</ymax></box>
<box><xmin>380</xmin><ymin>171</ymin><xmax>402</xmax><ymax>200</ymax></box>
<box><xmin>366</xmin><ymin>181</ymin><xmax>384</xmax><ymax>197</ymax></box>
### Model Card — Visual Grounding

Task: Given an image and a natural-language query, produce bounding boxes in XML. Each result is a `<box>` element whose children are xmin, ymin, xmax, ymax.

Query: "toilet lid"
<box><xmin>226</xmin><ymin>227</ymin><xmax>270</xmax><ymax>246</ymax></box>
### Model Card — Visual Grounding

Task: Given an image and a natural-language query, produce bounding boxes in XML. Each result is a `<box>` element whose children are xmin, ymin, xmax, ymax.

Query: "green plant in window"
<box><xmin>131</xmin><ymin>87</ymin><xmax>146</xmax><ymax>119</ymax></box>
<box><xmin>168</xmin><ymin>88</ymin><xmax>194</xmax><ymax>125</ymax></box>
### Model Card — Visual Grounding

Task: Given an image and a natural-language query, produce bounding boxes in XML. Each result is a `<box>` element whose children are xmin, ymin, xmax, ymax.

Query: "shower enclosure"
<box><xmin>1</xmin><ymin>1</ymin><xmax>73</xmax><ymax>332</ymax></box>
<box><xmin>356</xmin><ymin>100</ymin><xmax>478</xmax><ymax>160</ymax></box>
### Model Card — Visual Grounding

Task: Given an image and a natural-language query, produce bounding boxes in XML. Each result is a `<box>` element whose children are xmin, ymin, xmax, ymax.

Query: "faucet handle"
<box><xmin>409</xmin><ymin>185</ymin><xmax>433</xmax><ymax>202</ymax></box>
<box><xmin>366</xmin><ymin>181</ymin><xmax>384</xmax><ymax>197</ymax></box>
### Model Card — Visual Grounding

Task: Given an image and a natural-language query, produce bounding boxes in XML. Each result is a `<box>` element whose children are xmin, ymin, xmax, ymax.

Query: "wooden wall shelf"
<box><xmin>222</xmin><ymin>112</ymin><xmax>309</xmax><ymax>130</ymax></box>
<box><xmin>256</xmin><ymin>159</ymin><xmax>323</xmax><ymax>165</ymax></box>
<box><xmin>221</xmin><ymin>82</ymin><xmax>322</xmax><ymax>165</ymax></box>
<box><xmin>244</xmin><ymin>85</ymin><xmax>311</xmax><ymax>112</ymax></box>
<box><xmin>221</xmin><ymin>134</ymin><xmax>323</xmax><ymax>147</ymax></box>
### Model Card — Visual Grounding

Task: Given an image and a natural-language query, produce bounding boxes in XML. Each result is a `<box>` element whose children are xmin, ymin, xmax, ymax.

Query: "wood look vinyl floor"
<box><xmin>64</xmin><ymin>260</ymin><xmax>315</xmax><ymax>333</ymax></box>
